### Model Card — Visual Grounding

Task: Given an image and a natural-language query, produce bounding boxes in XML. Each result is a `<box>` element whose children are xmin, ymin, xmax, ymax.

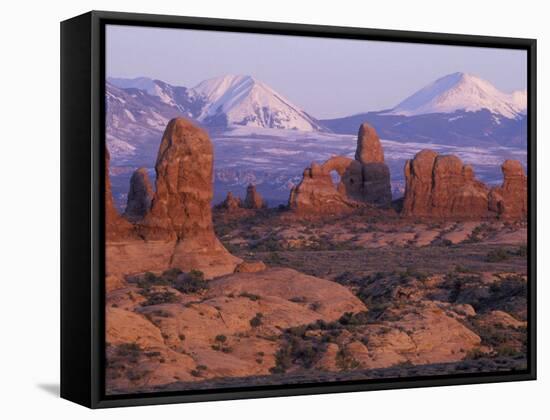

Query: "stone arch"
<box><xmin>288</xmin><ymin>122</ymin><xmax>392</xmax><ymax>212</ymax></box>
<box><xmin>328</xmin><ymin>169</ymin><xmax>341</xmax><ymax>190</ymax></box>
<box><xmin>321</xmin><ymin>156</ymin><xmax>365</xmax><ymax>202</ymax></box>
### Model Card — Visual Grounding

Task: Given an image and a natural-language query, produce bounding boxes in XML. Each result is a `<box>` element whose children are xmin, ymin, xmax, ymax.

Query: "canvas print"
<box><xmin>104</xmin><ymin>25</ymin><xmax>529</xmax><ymax>395</ymax></box>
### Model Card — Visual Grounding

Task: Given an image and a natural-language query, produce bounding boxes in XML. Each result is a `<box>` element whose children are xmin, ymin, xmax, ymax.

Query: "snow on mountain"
<box><xmin>389</xmin><ymin>72</ymin><xmax>526</xmax><ymax>119</ymax></box>
<box><xmin>108</xmin><ymin>77</ymin><xmax>204</xmax><ymax>116</ymax></box>
<box><xmin>108</xmin><ymin>74</ymin><xmax>326</xmax><ymax>131</ymax></box>
<box><xmin>511</xmin><ymin>89</ymin><xmax>527</xmax><ymax>114</ymax></box>
<box><xmin>108</xmin><ymin>77</ymin><xmax>158</xmax><ymax>95</ymax></box>
<box><xmin>192</xmin><ymin>75</ymin><xmax>325</xmax><ymax>131</ymax></box>
<box><xmin>105</xmin><ymin>82</ymin><xmax>187</xmax><ymax>160</ymax></box>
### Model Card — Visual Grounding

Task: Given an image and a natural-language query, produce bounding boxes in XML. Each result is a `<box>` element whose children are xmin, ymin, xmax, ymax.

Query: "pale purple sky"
<box><xmin>106</xmin><ymin>24</ymin><xmax>527</xmax><ymax>119</ymax></box>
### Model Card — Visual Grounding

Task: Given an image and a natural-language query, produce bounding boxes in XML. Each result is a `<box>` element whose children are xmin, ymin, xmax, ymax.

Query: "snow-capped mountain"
<box><xmin>105</xmin><ymin>82</ymin><xmax>191</xmax><ymax>162</ymax></box>
<box><xmin>106</xmin><ymin>71</ymin><xmax>528</xmax><ymax>165</ymax></box>
<box><xmin>108</xmin><ymin>77</ymin><xmax>159</xmax><ymax>94</ymax></box>
<box><xmin>108</xmin><ymin>75</ymin><xmax>325</xmax><ymax>132</ymax></box>
<box><xmin>511</xmin><ymin>89</ymin><xmax>527</xmax><ymax>114</ymax></box>
<box><xmin>106</xmin><ymin>72</ymin><xmax>527</xmax><ymax>209</ymax></box>
<box><xmin>192</xmin><ymin>75</ymin><xmax>325</xmax><ymax>131</ymax></box>
<box><xmin>323</xmin><ymin>72</ymin><xmax>527</xmax><ymax>147</ymax></box>
<box><xmin>107</xmin><ymin>77</ymin><xmax>204</xmax><ymax>115</ymax></box>
<box><xmin>389</xmin><ymin>72</ymin><xmax>526</xmax><ymax>118</ymax></box>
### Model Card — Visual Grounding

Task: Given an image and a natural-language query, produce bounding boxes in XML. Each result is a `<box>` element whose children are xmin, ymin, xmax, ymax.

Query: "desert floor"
<box><xmin>106</xmin><ymin>208</ymin><xmax>528</xmax><ymax>394</ymax></box>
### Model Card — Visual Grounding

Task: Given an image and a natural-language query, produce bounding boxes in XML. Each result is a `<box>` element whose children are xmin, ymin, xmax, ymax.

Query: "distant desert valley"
<box><xmin>105</xmin><ymin>73</ymin><xmax>528</xmax><ymax>395</ymax></box>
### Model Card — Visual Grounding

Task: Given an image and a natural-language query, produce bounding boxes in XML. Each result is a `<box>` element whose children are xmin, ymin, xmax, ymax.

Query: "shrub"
<box><xmin>211</xmin><ymin>335</ymin><xmax>232</xmax><ymax>352</ymax></box>
<box><xmin>140</xmin><ymin>291</ymin><xmax>178</xmax><ymax>306</ymax></box>
<box><xmin>400</xmin><ymin>267</ymin><xmax>428</xmax><ymax>281</ymax></box>
<box><xmin>116</xmin><ymin>343</ymin><xmax>142</xmax><ymax>363</ymax></box>
<box><xmin>116</xmin><ymin>343</ymin><xmax>140</xmax><ymax>353</ymax></box>
<box><xmin>143</xmin><ymin>271</ymin><xmax>157</xmax><ymax>282</ymax></box>
<box><xmin>150</xmin><ymin>309</ymin><xmax>172</xmax><ymax>318</ymax></box>
<box><xmin>335</xmin><ymin>347</ymin><xmax>360</xmax><ymax>371</ymax></box>
<box><xmin>126</xmin><ymin>369</ymin><xmax>150</xmax><ymax>382</ymax></box>
<box><xmin>173</xmin><ymin>270</ymin><xmax>209</xmax><ymax>294</ymax></box>
<box><xmin>239</xmin><ymin>292</ymin><xmax>261</xmax><ymax>301</ymax></box>
<box><xmin>290</xmin><ymin>340</ymin><xmax>318</xmax><ymax>368</ymax></box>
<box><xmin>465</xmin><ymin>348</ymin><xmax>485</xmax><ymax>360</ymax></box>
<box><xmin>133</xmin><ymin>271</ymin><xmax>170</xmax><ymax>288</ymax></box>
<box><xmin>287</xmin><ymin>325</ymin><xmax>308</xmax><ymax>337</ymax></box>
<box><xmin>449</xmin><ymin>279</ymin><xmax>463</xmax><ymax>303</ymax></box>
<box><xmin>516</xmin><ymin>245</ymin><xmax>527</xmax><ymax>257</ymax></box>
<box><xmin>488</xmin><ymin>275</ymin><xmax>527</xmax><ymax>299</ymax></box>
<box><xmin>309</xmin><ymin>302</ymin><xmax>321</xmax><ymax>311</ymax></box>
<box><xmin>249</xmin><ymin>313</ymin><xmax>263</xmax><ymax>327</ymax></box>
<box><xmin>338</xmin><ymin>311</ymin><xmax>369</xmax><ymax>326</ymax></box>
<box><xmin>486</xmin><ymin>248</ymin><xmax>510</xmax><ymax>262</ymax></box>
<box><xmin>133</xmin><ymin>269</ymin><xmax>208</xmax><ymax>295</ymax></box>
<box><xmin>162</xmin><ymin>268</ymin><xmax>183</xmax><ymax>281</ymax></box>
<box><xmin>270</xmin><ymin>347</ymin><xmax>292</xmax><ymax>374</ymax></box>
<box><xmin>455</xmin><ymin>265</ymin><xmax>473</xmax><ymax>273</ymax></box>
<box><xmin>265</xmin><ymin>252</ymin><xmax>283</xmax><ymax>265</ymax></box>
<box><xmin>250</xmin><ymin>235</ymin><xmax>283</xmax><ymax>252</ymax></box>
<box><xmin>496</xmin><ymin>345</ymin><xmax>521</xmax><ymax>357</ymax></box>
<box><xmin>333</xmin><ymin>271</ymin><xmax>357</xmax><ymax>286</ymax></box>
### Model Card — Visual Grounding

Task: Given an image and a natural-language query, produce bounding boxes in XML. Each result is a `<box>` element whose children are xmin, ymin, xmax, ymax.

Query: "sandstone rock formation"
<box><xmin>333</xmin><ymin>302</ymin><xmax>481</xmax><ymax>369</ymax></box>
<box><xmin>106</xmin><ymin>267</ymin><xmax>367</xmax><ymax>392</ymax></box>
<box><xmin>356</xmin><ymin>123</ymin><xmax>392</xmax><ymax>206</ymax></box>
<box><xmin>356</xmin><ymin>122</ymin><xmax>385</xmax><ymax>164</ymax></box>
<box><xmin>105</xmin><ymin>148</ymin><xmax>132</xmax><ymax>241</ymax></box>
<box><xmin>141</xmin><ymin>118</ymin><xmax>216</xmax><ymax>239</ymax></box>
<box><xmin>488</xmin><ymin>160</ymin><xmax>528</xmax><ymax>219</ymax></box>
<box><xmin>234</xmin><ymin>260</ymin><xmax>267</xmax><ymax>273</ymax></box>
<box><xmin>478</xmin><ymin>310</ymin><xmax>526</xmax><ymax>329</ymax></box>
<box><xmin>218</xmin><ymin>191</ymin><xmax>242</xmax><ymax>210</ymax></box>
<box><xmin>402</xmin><ymin>150</ymin><xmax>527</xmax><ymax>220</ymax></box>
<box><xmin>289</xmin><ymin>158</ymin><xmax>363</xmax><ymax>213</ymax></box>
<box><xmin>323</xmin><ymin>156</ymin><xmax>365</xmax><ymax>201</ymax></box>
<box><xmin>243</xmin><ymin>184</ymin><xmax>265</xmax><ymax>209</ymax></box>
<box><xmin>106</xmin><ymin>306</ymin><xmax>165</xmax><ymax>349</ymax></box>
<box><xmin>289</xmin><ymin>123</ymin><xmax>391</xmax><ymax>213</ymax></box>
<box><xmin>123</xmin><ymin>167</ymin><xmax>153</xmax><ymax>221</ymax></box>
<box><xmin>105</xmin><ymin>274</ymin><xmax>127</xmax><ymax>294</ymax></box>
<box><xmin>402</xmin><ymin>150</ymin><xmax>490</xmax><ymax>218</ymax></box>
<box><xmin>362</xmin><ymin>162</ymin><xmax>392</xmax><ymax>207</ymax></box>
<box><xmin>208</xmin><ymin>268</ymin><xmax>367</xmax><ymax>319</ymax></box>
<box><xmin>106</xmin><ymin>118</ymin><xmax>241</xmax><ymax>278</ymax></box>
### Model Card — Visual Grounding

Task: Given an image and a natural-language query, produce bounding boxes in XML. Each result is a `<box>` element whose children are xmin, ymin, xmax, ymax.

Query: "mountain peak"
<box><xmin>390</xmin><ymin>72</ymin><xmax>526</xmax><ymax>118</ymax></box>
<box><xmin>107</xmin><ymin>74</ymin><xmax>326</xmax><ymax>132</ymax></box>
<box><xmin>192</xmin><ymin>75</ymin><xmax>256</xmax><ymax>105</ymax></box>
<box><xmin>107</xmin><ymin>76</ymin><xmax>157</xmax><ymax>93</ymax></box>
<box><xmin>192</xmin><ymin>74</ymin><xmax>325</xmax><ymax>131</ymax></box>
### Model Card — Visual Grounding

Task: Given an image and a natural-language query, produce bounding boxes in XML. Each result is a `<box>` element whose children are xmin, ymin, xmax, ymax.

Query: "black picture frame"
<box><xmin>60</xmin><ymin>10</ymin><xmax>537</xmax><ymax>409</ymax></box>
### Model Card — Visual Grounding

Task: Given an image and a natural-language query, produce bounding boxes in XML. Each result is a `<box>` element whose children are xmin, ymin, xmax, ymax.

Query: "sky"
<box><xmin>106</xmin><ymin>24</ymin><xmax>527</xmax><ymax>119</ymax></box>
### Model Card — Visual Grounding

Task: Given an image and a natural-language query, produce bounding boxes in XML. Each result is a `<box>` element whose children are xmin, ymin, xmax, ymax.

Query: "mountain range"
<box><xmin>107</xmin><ymin>71</ymin><xmax>527</xmax><ymax>162</ymax></box>
<box><xmin>388</xmin><ymin>72</ymin><xmax>526</xmax><ymax>118</ymax></box>
<box><xmin>321</xmin><ymin>72</ymin><xmax>527</xmax><ymax>147</ymax></box>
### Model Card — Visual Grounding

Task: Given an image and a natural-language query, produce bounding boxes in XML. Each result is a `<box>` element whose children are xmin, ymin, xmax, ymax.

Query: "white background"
<box><xmin>0</xmin><ymin>0</ymin><xmax>547</xmax><ymax>418</ymax></box>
